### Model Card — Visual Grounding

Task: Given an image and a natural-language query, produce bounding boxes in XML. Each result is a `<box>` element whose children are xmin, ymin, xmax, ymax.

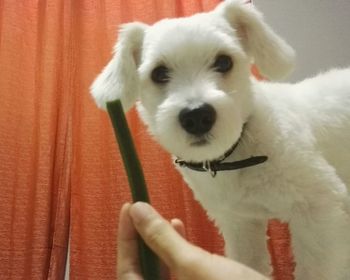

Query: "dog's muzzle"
<box><xmin>178</xmin><ymin>103</ymin><xmax>216</xmax><ymax>136</ymax></box>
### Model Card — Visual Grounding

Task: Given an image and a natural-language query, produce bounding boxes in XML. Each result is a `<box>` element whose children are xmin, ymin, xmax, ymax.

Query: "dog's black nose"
<box><xmin>179</xmin><ymin>104</ymin><xmax>216</xmax><ymax>136</ymax></box>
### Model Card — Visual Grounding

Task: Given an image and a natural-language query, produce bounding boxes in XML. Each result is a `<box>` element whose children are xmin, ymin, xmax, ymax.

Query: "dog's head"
<box><xmin>91</xmin><ymin>0</ymin><xmax>295</xmax><ymax>162</ymax></box>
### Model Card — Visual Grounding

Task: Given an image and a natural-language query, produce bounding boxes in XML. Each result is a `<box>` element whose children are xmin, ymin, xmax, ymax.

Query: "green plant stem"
<box><xmin>107</xmin><ymin>100</ymin><xmax>160</xmax><ymax>280</ymax></box>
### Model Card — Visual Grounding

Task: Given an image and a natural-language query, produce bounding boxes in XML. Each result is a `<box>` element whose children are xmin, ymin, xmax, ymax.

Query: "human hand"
<box><xmin>117</xmin><ymin>202</ymin><xmax>268</xmax><ymax>280</ymax></box>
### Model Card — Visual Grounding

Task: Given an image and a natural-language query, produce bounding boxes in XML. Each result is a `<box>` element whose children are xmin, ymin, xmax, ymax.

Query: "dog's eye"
<box><xmin>213</xmin><ymin>55</ymin><xmax>233</xmax><ymax>73</ymax></box>
<box><xmin>151</xmin><ymin>65</ymin><xmax>170</xmax><ymax>84</ymax></box>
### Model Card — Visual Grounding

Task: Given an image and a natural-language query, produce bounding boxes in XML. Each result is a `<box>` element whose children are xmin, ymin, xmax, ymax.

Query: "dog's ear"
<box><xmin>90</xmin><ymin>22</ymin><xmax>148</xmax><ymax>111</ymax></box>
<box><xmin>216</xmin><ymin>0</ymin><xmax>295</xmax><ymax>80</ymax></box>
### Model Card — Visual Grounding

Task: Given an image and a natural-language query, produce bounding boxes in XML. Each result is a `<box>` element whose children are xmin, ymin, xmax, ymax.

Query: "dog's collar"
<box><xmin>174</xmin><ymin>130</ymin><xmax>268</xmax><ymax>177</ymax></box>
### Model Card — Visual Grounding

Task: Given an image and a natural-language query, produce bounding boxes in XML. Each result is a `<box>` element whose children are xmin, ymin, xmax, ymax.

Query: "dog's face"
<box><xmin>91</xmin><ymin>0</ymin><xmax>295</xmax><ymax>162</ymax></box>
<box><xmin>136</xmin><ymin>14</ymin><xmax>254</xmax><ymax>161</ymax></box>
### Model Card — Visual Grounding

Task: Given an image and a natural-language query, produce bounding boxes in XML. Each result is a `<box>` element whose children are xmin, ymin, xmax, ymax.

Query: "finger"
<box><xmin>129</xmin><ymin>202</ymin><xmax>200</xmax><ymax>271</ymax></box>
<box><xmin>117</xmin><ymin>203</ymin><xmax>142</xmax><ymax>279</ymax></box>
<box><xmin>171</xmin><ymin>218</ymin><xmax>186</xmax><ymax>239</ymax></box>
<box><xmin>160</xmin><ymin>219</ymin><xmax>186</xmax><ymax>280</ymax></box>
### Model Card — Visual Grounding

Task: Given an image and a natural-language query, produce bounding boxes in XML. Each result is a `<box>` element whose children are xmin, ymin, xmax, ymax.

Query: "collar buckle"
<box><xmin>202</xmin><ymin>161</ymin><xmax>217</xmax><ymax>177</ymax></box>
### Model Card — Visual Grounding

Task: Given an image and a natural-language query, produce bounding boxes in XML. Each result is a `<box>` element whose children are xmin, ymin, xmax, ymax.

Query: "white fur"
<box><xmin>91</xmin><ymin>1</ymin><xmax>350</xmax><ymax>279</ymax></box>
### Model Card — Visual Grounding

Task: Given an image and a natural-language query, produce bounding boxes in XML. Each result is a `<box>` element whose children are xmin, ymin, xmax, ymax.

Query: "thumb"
<box><xmin>129</xmin><ymin>202</ymin><xmax>202</xmax><ymax>271</ymax></box>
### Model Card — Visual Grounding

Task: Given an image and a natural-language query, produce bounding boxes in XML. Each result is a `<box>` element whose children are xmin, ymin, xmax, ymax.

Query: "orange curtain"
<box><xmin>0</xmin><ymin>1</ymin><xmax>72</xmax><ymax>279</ymax></box>
<box><xmin>0</xmin><ymin>1</ymin><xmax>293</xmax><ymax>280</ymax></box>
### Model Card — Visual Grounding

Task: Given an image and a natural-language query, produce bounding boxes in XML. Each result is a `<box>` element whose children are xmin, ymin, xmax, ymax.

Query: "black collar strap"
<box><xmin>174</xmin><ymin>141</ymin><xmax>268</xmax><ymax>177</ymax></box>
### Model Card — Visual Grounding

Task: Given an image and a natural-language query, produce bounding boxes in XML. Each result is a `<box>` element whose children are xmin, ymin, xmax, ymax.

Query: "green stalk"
<box><xmin>106</xmin><ymin>100</ymin><xmax>160</xmax><ymax>280</ymax></box>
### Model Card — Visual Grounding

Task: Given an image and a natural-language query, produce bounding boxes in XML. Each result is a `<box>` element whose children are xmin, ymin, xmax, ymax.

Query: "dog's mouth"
<box><xmin>189</xmin><ymin>133</ymin><xmax>213</xmax><ymax>147</ymax></box>
<box><xmin>190</xmin><ymin>138</ymin><xmax>209</xmax><ymax>146</ymax></box>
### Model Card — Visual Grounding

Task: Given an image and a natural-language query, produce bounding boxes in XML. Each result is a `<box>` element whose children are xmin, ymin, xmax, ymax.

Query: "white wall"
<box><xmin>254</xmin><ymin>0</ymin><xmax>350</xmax><ymax>82</ymax></box>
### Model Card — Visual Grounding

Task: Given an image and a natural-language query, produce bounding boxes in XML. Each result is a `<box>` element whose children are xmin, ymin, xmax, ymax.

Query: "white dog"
<box><xmin>91</xmin><ymin>1</ymin><xmax>350</xmax><ymax>279</ymax></box>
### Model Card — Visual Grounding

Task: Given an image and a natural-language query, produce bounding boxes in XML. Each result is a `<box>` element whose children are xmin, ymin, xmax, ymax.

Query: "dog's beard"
<box><xmin>190</xmin><ymin>132</ymin><xmax>214</xmax><ymax>146</ymax></box>
<box><xmin>154</xmin><ymin>122</ymin><xmax>242</xmax><ymax>162</ymax></box>
<box><xmin>150</xmin><ymin>121</ymin><xmax>242</xmax><ymax>162</ymax></box>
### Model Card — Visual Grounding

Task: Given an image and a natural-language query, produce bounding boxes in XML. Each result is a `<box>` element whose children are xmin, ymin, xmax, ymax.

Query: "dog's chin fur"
<box><xmin>91</xmin><ymin>0</ymin><xmax>350</xmax><ymax>279</ymax></box>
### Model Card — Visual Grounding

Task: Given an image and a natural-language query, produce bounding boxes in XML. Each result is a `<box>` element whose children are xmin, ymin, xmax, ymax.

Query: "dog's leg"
<box><xmin>222</xmin><ymin>218</ymin><xmax>272</xmax><ymax>277</ymax></box>
<box><xmin>289</xmin><ymin>205</ymin><xmax>350</xmax><ymax>280</ymax></box>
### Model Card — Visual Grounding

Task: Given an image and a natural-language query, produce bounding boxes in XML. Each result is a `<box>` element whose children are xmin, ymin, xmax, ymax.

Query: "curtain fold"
<box><xmin>0</xmin><ymin>1</ymin><xmax>293</xmax><ymax>279</ymax></box>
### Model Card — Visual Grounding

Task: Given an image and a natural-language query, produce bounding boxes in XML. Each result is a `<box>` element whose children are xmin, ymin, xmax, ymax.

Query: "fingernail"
<box><xmin>129</xmin><ymin>202</ymin><xmax>153</xmax><ymax>223</ymax></box>
<box><xmin>121</xmin><ymin>202</ymin><xmax>131</xmax><ymax>210</ymax></box>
